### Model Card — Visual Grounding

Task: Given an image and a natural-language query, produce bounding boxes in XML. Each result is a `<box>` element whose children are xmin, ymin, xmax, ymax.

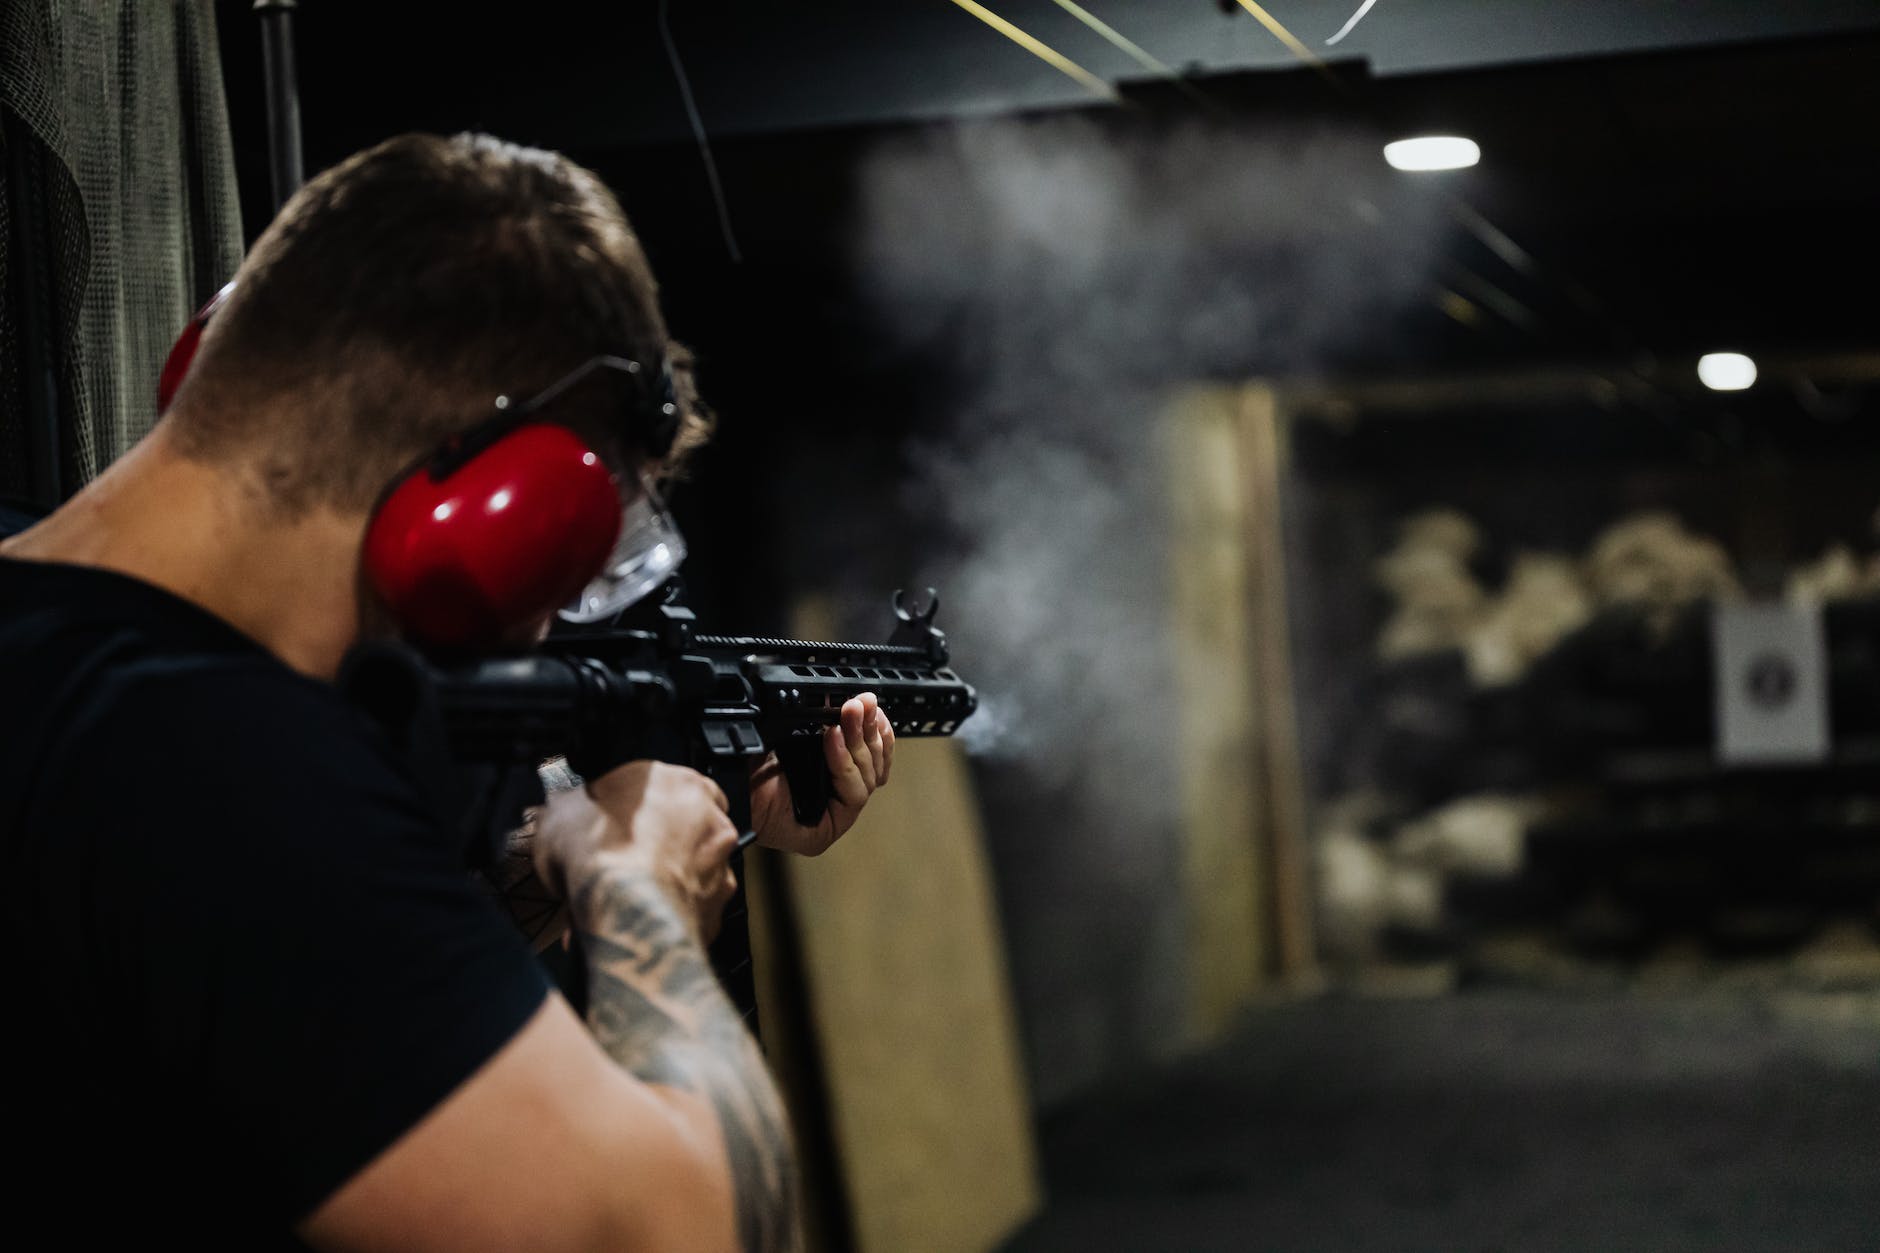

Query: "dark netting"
<box><xmin>0</xmin><ymin>0</ymin><xmax>243</xmax><ymax>505</ymax></box>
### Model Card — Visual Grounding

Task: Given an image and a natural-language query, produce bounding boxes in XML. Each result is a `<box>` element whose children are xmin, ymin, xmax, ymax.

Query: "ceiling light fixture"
<box><xmin>1383</xmin><ymin>136</ymin><xmax>1481</xmax><ymax>172</ymax></box>
<box><xmin>1697</xmin><ymin>352</ymin><xmax>1758</xmax><ymax>392</ymax></box>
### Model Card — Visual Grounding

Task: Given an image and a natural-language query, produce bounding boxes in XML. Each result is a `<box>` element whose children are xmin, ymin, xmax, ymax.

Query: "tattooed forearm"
<box><xmin>573</xmin><ymin>871</ymin><xmax>802</xmax><ymax>1253</ymax></box>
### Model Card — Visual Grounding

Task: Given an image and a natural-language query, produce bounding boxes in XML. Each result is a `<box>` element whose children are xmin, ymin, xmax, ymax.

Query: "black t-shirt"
<box><xmin>0</xmin><ymin>556</ymin><xmax>549</xmax><ymax>1246</ymax></box>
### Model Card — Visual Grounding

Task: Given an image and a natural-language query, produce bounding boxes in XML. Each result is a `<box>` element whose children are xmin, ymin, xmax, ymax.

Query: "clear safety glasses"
<box><xmin>559</xmin><ymin>477</ymin><xmax>687</xmax><ymax>622</ymax></box>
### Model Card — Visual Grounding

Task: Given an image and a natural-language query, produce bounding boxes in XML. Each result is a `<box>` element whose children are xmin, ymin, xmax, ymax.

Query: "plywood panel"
<box><xmin>774</xmin><ymin>601</ymin><xmax>1040</xmax><ymax>1253</ymax></box>
<box><xmin>1166</xmin><ymin>387</ymin><xmax>1269</xmax><ymax>1036</ymax></box>
<box><xmin>1240</xmin><ymin>384</ymin><xmax>1319</xmax><ymax>979</ymax></box>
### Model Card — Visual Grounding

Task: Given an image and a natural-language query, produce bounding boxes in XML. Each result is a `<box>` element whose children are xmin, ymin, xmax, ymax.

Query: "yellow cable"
<box><xmin>1049</xmin><ymin>0</ymin><xmax>1177</xmax><ymax>80</ymax></box>
<box><xmin>946</xmin><ymin>0</ymin><xmax>1121</xmax><ymax>102</ymax></box>
<box><xmin>1231</xmin><ymin>0</ymin><xmax>1323</xmax><ymax>66</ymax></box>
<box><xmin>1231</xmin><ymin>0</ymin><xmax>1347</xmax><ymax>90</ymax></box>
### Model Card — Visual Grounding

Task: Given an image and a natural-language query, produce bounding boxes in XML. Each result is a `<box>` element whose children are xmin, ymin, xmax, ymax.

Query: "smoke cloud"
<box><xmin>832</xmin><ymin>107</ymin><xmax>1454</xmax><ymax>1098</ymax></box>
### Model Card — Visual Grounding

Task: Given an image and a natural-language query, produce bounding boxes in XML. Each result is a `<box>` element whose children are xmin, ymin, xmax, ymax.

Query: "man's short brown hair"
<box><xmin>170</xmin><ymin>133</ymin><xmax>709</xmax><ymax>512</ymax></box>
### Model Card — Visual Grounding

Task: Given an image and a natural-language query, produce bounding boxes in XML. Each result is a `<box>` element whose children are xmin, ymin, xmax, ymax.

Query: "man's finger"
<box><xmin>845</xmin><ymin>695</ymin><xmax>878</xmax><ymax>793</ymax></box>
<box><xmin>877</xmin><ymin>710</ymin><xmax>895</xmax><ymax>787</ymax></box>
<box><xmin>825</xmin><ymin>722</ymin><xmax>870</xmax><ymax>810</ymax></box>
<box><xmin>703</xmin><ymin>813</ymin><xmax>740</xmax><ymax>865</ymax></box>
<box><xmin>861</xmin><ymin>696</ymin><xmax>885</xmax><ymax>788</ymax></box>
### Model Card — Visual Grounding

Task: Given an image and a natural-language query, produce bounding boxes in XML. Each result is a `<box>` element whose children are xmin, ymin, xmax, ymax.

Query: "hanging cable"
<box><xmin>1326</xmin><ymin>0</ymin><xmax>1383</xmax><ymax>47</ymax></box>
<box><xmin>1048</xmin><ymin>0</ymin><xmax>1217</xmax><ymax>108</ymax></box>
<box><xmin>1231</xmin><ymin>0</ymin><xmax>1336</xmax><ymax>79</ymax></box>
<box><xmin>659</xmin><ymin>0</ymin><xmax>742</xmax><ymax>263</ymax></box>
<box><xmin>946</xmin><ymin>0</ymin><xmax>1121</xmax><ymax>102</ymax></box>
<box><xmin>1049</xmin><ymin>0</ymin><xmax>1176</xmax><ymax>80</ymax></box>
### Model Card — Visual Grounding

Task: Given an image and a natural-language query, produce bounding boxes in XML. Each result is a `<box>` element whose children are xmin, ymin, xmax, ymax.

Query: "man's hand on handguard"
<box><xmin>749</xmin><ymin>691</ymin><xmax>895</xmax><ymax>856</ymax></box>
<box><xmin>532</xmin><ymin>760</ymin><xmax>741</xmax><ymax>944</ymax></box>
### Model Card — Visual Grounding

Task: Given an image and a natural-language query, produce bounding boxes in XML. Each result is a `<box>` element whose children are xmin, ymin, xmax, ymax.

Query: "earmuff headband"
<box><xmin>427</xmin><ymin>353</ymin><xmax>680</xmax><ymax>479</ymax></box>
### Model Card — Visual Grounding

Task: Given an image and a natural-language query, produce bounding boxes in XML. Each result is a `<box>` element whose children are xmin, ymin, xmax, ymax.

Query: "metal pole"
<box><xmin>254</xmin><ymin>0</ymin><xmax>305</xmax><ymax>211</ymax></box>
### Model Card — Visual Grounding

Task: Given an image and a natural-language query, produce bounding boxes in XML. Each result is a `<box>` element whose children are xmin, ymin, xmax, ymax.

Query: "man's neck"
<box><xmin>0</xmin><ymin>424</ymin><xmax>369</xmax><ymax>680</ymax></box>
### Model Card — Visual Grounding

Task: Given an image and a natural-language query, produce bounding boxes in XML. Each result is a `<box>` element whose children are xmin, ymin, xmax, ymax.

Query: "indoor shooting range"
<box><xmin>4</xmin><ymin>2</ymin><xmax>1880</xmax><ymax>1250</ymax></box>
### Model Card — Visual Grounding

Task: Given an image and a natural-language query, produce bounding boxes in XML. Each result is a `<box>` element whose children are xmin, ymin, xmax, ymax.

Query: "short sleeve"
<box><xmin>40</xmin><ymin>660</ymin><xmax>551</xmax><ymax>1220</ymax></box>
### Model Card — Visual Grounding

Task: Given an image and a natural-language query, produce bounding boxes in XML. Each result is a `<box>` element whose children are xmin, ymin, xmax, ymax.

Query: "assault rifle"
<box><xmin>339</xmin><ymin>580</ymin><xmax>978</xmax><ymax>1034</ymax></box>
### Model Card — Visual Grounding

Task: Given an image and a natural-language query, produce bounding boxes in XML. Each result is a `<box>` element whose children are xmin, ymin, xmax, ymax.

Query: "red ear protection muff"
<box><xmin>160</xmin><ymin>288</ymin><xmax>678</xmax><ymax>654</ymax></box>
<box><xmin>156</xmin><ymin>283</ymin><xmax>235</xmax><ymax>415</ymax></box>
<box><xmin>363</xmin><ymin>417</ymin><xmax>623</xmax><ymax>652</ymax></box>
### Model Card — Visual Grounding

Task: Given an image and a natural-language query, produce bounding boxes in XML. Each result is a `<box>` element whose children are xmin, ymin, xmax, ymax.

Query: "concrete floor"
<box><xmin>1003</xmin><ymin>992</ymin><xmax>1880</xmax><ymax>1252</ymax></box>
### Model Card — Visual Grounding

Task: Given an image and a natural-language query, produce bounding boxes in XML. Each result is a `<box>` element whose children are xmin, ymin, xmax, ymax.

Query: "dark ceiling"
<box><xmin>1351</xmin><ymin>32</ymin><xmax>1880</xmax><ymax>365</ymax></box>
<box><xmin>216</xmin><ymin>2</ymin><xmax>1880</xmax><ymax>375</ymax></box>
<box><xmin>217</xmin><ymin>1</ymin><xmax>1880</xmax><ymax>146</ymax></box>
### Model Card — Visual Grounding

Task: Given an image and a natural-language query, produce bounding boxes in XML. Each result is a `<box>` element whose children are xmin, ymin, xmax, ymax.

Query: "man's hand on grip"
<box><xmin>533</xmin><ymin>761</ymin><xmax>740</xmax><ymax>944</ymax></box>
<box><xmin>750</xmin><ymin>692</ymin><xmax>896</xmax><ymax>856</ymax></box>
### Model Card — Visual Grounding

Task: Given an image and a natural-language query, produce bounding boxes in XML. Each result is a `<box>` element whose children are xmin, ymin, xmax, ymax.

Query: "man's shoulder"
<box><xmin>0</xmin><ymin>558</ymin><xmax>413</xmax><ymax>832</ymax></box>
<box><xmin>0</xmin><ymin>555</ymin><xmax>267</xmax><ymax>683</ymax></box>
<box><xmin>55</xmin><ymin>642</ymin><xmax>407</xmax><ymax>815</ymax></box>
<box><xmin>66</xmin><ymin>641</ymin><xmax>368</xmax><ymax>761</ymax></box>
<box><xmin>0</xmin><ymin>555</ymin><xmax>356</xmax><ymax>736</ymax></box>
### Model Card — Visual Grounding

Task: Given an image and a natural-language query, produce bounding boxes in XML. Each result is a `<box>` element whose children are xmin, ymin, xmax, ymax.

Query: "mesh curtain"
<box><xmin>0</xmin><ymin>0</ymin><xmax>244</xmax><ymax>506</ymax></box>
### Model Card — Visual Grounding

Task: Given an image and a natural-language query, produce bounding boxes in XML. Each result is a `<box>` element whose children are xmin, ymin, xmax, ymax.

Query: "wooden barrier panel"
<box><xmin>1238</xmin><ymin>384</ymin><xmax>1319</xmax><ymax>981</ymax></box>
<box><xmin>752</xmin><ymin>599</ymin><xmax>1040</xmax><ymax>1253</ymax></box>
<box><xmin>1166</xmin><ymin>386</ymin><xmax>1271</xmax><ymax>1035</ymax></box>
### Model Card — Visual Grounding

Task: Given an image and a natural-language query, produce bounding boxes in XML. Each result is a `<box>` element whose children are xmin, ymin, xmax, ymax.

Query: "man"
<box><xmin>0</xmin><ymin>133</ymin><xmax>892</xmax><ymax>1250</ymax></box>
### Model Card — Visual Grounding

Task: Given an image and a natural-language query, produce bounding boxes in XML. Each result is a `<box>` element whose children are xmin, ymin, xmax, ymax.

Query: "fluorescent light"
<box><xmin>1698</xmin><ymin>352</ymin><xmax>1757</xmax><ymax>391</ymax></box>
<box><xmin>1384</xmin><ymin>136</ymin><xmax>1480</xmax><ymax>172</ymax></box>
